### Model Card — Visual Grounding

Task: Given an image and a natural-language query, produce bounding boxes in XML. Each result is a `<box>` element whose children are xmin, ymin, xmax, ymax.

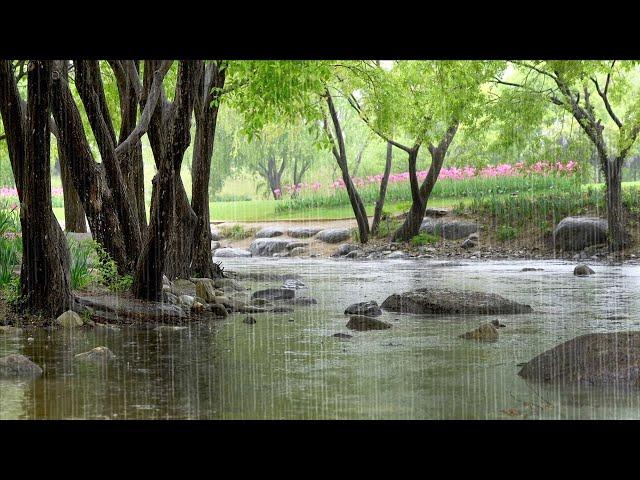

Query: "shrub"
<box><xmin>93</xmin><ymin>241</ymin><xmax>133</xmax><ymax>293</ymax></box>
<box><xmin>67</xmin><ymin>236</ymin><xmax>94</xmax><ymax>290</ymax></box>
<box><xmin>411</xmin><ymin>232</ymin><xmax>439</xmax><ymax>246</ymax></box>
<box><xmin>219</xmin><ymin>224</ymin><xmax>256</xmax><ymax>240</ymax></box>
<box><xmin>0</xmin><ymin>237</ymin><xmax>20</xmax><ymax>287</ymax></box>
<box><xmin>497</xmin><ymin>225</ymin><xmax>519</xmax><ymax>241</ymax></box>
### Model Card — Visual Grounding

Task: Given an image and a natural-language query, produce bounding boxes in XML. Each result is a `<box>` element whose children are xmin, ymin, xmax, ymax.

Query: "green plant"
<box><xmin>497</xmin><ymin>225</ymin><xmax>519</xmax><ymax>241</ymax></box>
<box><xmin>411</xmin><ymin>232</ymin><xmax>439</xmax><ymax>246</ymax></box>
<box><xmin>0</xmin><ymin>237</ymin><xmax>20</xmax><ymax>287</ymax></box>
<box><xmin>67</xmin><ymin>237</ymin><xmax>94</xmax><ymax>290</ymax></box>
<box><xmin>93</xmin><ymin>241</ymin><xmax>132</xmax><ymax>293</ymax></box>
<box><xmin>1</xmin><ymin>274</ymin><xmax>20</xmax><ymax>304</ymax></box>
<box><xmin>219</xmin><ymin>224</ymin><xmax>256</xmax><ymax>240</ymax></box>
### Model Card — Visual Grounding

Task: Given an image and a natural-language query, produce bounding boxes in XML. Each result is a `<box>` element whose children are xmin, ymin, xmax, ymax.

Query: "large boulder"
<box><xmin>0</xmin><ymin>354</ymin><xmax>43</xmax><ymax>378</ymax></box>
<box><xmin>335</xmin><ymin>243</ymin><xmax>359</xmax><ymax>257</ymax></box>
<box><xmin>574</xmin><ymin>264</ymin><xmax>595</xmax><ymax>276</ymax></box>
<box><xmin>344</xmin><ymin>301</ymin><xmax>382</xmax><ymax>317</ymax></box>
<box><xmin>346</xmin><ymin>315</ymin><xmax>392</xmax><ymax>331</ymax></box>
<box><xmin>553</xmin><ymin>216</ymin><xmax>608</xmax><ymax>251</ymax></box>
<box><xmin>424</xmin><ymin>207</ymin><xmax>449</xmax><ymax>218</ymax></box>
<box><xmin>252</xmin><ymin>288</ymin><xmax>295</xmax><ymax>301</ymax></box>
<box><xmin>74</xmin><ymin>346</ymin><xmax>116</xmax><ymax>364</ymax></box>
<box><xmin>287</xmin><ymin>227</ymin><xmax>322</xmax><ymax>238</ymax></box>
<box><xmin>214</xmin><ymin>247</ymin><xmax>252</xmax><ymax>258</ymax></box>
<box><xmin>210</xmin><ymin>227</ymin><xmax>221</xmax><ymax>241</ymax></box>
<box><xmin>55</xmin><ymin>310</ymin><xmax>84</xmax><ymax>328</ymax></box>
<box><xmin>381</xmin><ymin>288</ymin><xmax>533</xmax><ymax>315</ymax></box>
<box><xmin>315</xmin><ymin>228</ymin><xmax>352</xmax><ymax>244</ymax></box>
<box><xmin>195</xmin><ymin>280</ymin><xmax>216</xmax><ymax>302</ymax></box>
<box><xmin>518</xmin><ymin>332</ymin><xmax>640</xmax><ymax>386</ymax></box>
<box><xmin>255</xmin><ymin>226</ymin><xmax>285</xmax><ymax>238</ymax></box>
<box><xmin>249</xmin><ymin>238</ymin><xmax>292</xmax><ymax>257</ymax></box>
<box><xmin>420</xmin><ymin>219</ymin><xmax>478</xmax><ymax>240</ymax></box>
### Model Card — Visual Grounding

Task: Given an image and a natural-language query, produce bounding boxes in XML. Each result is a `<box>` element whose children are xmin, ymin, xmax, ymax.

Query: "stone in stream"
<box><xmin>553</xmin><ymin>216</ymin><xmax>608</xmax><ymax>251</ymax></box>
<box><xmin>386</xmin><ymin>251</ymin><xmax>407</xmax><ymax>259</ymax></box>
<box><xmin>345</xmin><ymin>250</ymin><xmax>360</xmax><ymax>259</ymax></box>
<box><xmin>252</xmin><ymin>288</ymin><xmax>295</xmax><ymax>301</ymax></box>
<box><xmin>178</xmin><ymin>295</ymin><xmax>195</xmax><ymax>307</ymax></box>
<box><xmin>289</xmin><ymin>247</ymin><xmax>307</xmax><ymax>257</ymax></box>
<box><xmin>344</xmin><ymin>301</ymin><xmax>382</xmax><ymax>317</ymax></box>
<box><xmin>0</xmin><ymin>326</ymin><xmax>23</xmax><ymax>336</ymax></box>
<box><xmin>380</xmin><ymin>288</ymin><xmax>533</xmax><ymax>315</ymax></box>
<box><xmin>282</xmin><ymin>278</ymin><xmax>307</xmax><ymax>290</ymax></box>
<box><xmin>288</xmin><ymin>297</ymin><xmax>318</xmax><ymax>306</ymax></box>
<box><xmin>213</xmin><ymin>278</ymin><xmax>245</xmax><ymax>291</ymax></box>
<box><xmin>286</xmin><ymin>241</ymin><xmax>308</xmax><ymax>250</ymax></box>
<box><xmin>332</xmin><ymin>333</ymin><xmax>353</xmax><ymax>339</ymax></box>
<box><xmin>316</xmin><ymin>228</ymin><xmax>352</xmax><ymax>244</ymax></box>
<box><xmin>55</xmin><ymin>310</ymin><xmax>84</xmax><ymax>328</ymax></box>
<box><xmin>255</xmin><ymin>226</ymin><xmax>285</xmax><ymax>238</ymax></box>
<box><xmin>243</xmin><ymin>316</ymin><xmax>257</xmax><ymax>325</ymax></box>
<box><xmin>521</xmin><ymin>267</ymin><xmax>544</xmax><ymax>272</ymax></box>
<box><xmin>461</xmin><ymin>238</ymin><xmax>477</xmax><ymax>249</ymax></box>
<box><xmin>459</xmin><ymin>323</ymin><xmax>499</xmax><ymax>342</ymax></box>
<box><xmin>195</xmin><ymin>281</ymin><xmax>216</xmax><ymax>303</ymax></box>
<box><xmin>0</xmin><ymin>354</ymin><xmax>43</xmax><ymax>378</ymax></box>
<box><xmin>209</xmin><ymin>303</ymin><xmax>229</xmax><ymax>318</ymax></box>
<box><xmin>287</xmin><ymin>227</ymin><xmax>322</xmax><ymax>238</ymax></box>
<box><xmin>336</xmin><ymin>243</ymin><xmax>359</xmax><ymax>256</ymax></box>
<box><xmin>491</xmin><ymin>320</ymin><xmax>506</xmax><ymax>328</ymax></box>
<box><xmin>214</xmin><ymin>247</ymin><xmax>252</xmax><ymax>258</ymax></box>
<box><xmin>155</xmin><ymin>326</ymin><xmax>188</xmax><ymax>333</ymax></box>
<box><xmin>518</xmin><ymin>332</ymin><xmax>640</xmax><ymax>386</ymax></box>
<box><xmin>74</xmin><ymin>346</ymin><xmax>116</xmax><ymax>364</ymax></box>
<box><xmin>346</xmin><ymin>315</ymin><xmax>392</xmax><ymax>331</ymax></box>
<box><xmin>420</xmin><ymin>219</ymin><xmax>479</xmax><ymax>240</ymax></box>
<box><xmin>249</xmin><ymin>238</ymin><xmax>292</xmax><ymax>257</ymax></box>
<box><xmin>574</xmin><ymin>264</ymin><xmax>595</xmax><ymax>276</ymax></box>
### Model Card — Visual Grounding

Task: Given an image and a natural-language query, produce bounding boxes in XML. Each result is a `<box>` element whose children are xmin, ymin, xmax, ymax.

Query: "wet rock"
<box><xmin>344</xmin><ymin>301</ymin><xmax>382</xmax><ymax>317</ymax></box>
<box><xmin>461</xmin><ymin>238</ymin><xmax>476</xmax><ymax>249</ymax></box>
<box><xmin>211</xmin><ymin>241</ymin><xmax>221</xmax><ymax>251</ymax></box>
<box><xmin>346</xmin><ymin>315</ymin><xmax>392</xmax><ymax>331</ymax></box>
<box><xmin>173</xmin><ymin>278</ymin><xmax>196</xmax><ymax>290</ymax></box>
<box><xmin>491</xmin><ymin>320</ymin><xmax>506</xmax><ymax>328</ymax></box>
<box><xmin>518</xmin><ymin>331</ymin><xmax>640</xmax><ymax>386</ymax></box>
<box><xmin>243</xmin><ymin>316</ymin><xmax>257</xmax><ymax>325</ymax></box>
<box><xmin>553</xmin><ymin>216</ymin><xmax>608</xmax><ymax>251</ymax></box>
<box><xmin>286</xmin><ymin>241</ymin><xmax>308</xmax><ymax>250</ymax></box>
<box><xmin>0</xmin><ymin>326</ymin><xmax>23</xmax><ymax>336</ymax></box>
<box><xmin>420</xmin><ymin>219</ymin><xmax>479</xmax><ymax>240</ymax></box>
<box><xmin>521</xmin><ymin>267</ymin><xmax>544</xmax><ymax>272</ymax></box>
<box><xmin>163</xmin><ymin>292</ymin><xmax>179</xmax><ymax>305</ymax></box>
<box><xmin>0</xmin><ymin>354</ymin><xmax>43</xmax><ymax>378</ymax></box>
<box><xmin>178</xmin><ymin>295</ymin><xmax>195</xmax><ymax>307</ymax></box>
<box><xmin>332</xmin><ymin>333</ymin><xmax>353</xmax><ymax>339</ymax></box>
<box><xmin>381</xmin><ymin>288</ymin><xmax>533</xmax><ymax>315</ymax></box>
<box><xmin>336</xmin><ymin>243</ymin><xmax>359</xmax><ymax>256</ymax></box>
<box><xmin>210</xmin><ymin>227</ymin><xmax>220</xmax><ymax>241</ymax></box>
<box><xmin>209</xmin><ymin>303</ymin><xmax>228</xmax><ymax>318</ymax></box>
<box><xmin>345</xmin><ymin>250</ymin><xmax>360</xmax><ymax>259</ymax></box>
<box><xmin>316</xmin><ymin>228</ymin><xmax>352</xmax><ymax>244</ymax></box>
<box><xmin>213</xmin><ymin>247</ymin><xmax>252</xmax><ymax>258</ymax></box>
<box><xmin>252</xmin><ymin>288</ymin><xmax>295</xmax><ymax>301</ymax></box>
<box><xmin>287</xmin><ymin>227</ymin><xmax>323</xmax><ymax>238</ymax></box>
<box><xmin>251</xmin><ymin>298</ymin><xmax>273</xmax><ymax>307</ymax></box>
<box><xmin>282</xmin><ymin>278</ymin><xmax>307</xmax><ymax>290</ymax></box>
<box><xmin>272</xmin><ymin>306</ymin><xmax>294</xmax><ymax>313</ymax></box>
<box><xmin>459</xmin><ymin>323</ymin><xmax>499</xmax><ymax>342</ymax></box>
<box><xmin>55</xmin><ymin>310</ymin><xmax>84</xmax><ymax>328</ymax></box>
<box><xmin>213</xmin><ymin>278</ymin><xmax>244</xmax><ymax>292</ymax></box>
<box><xmin>155</xmin><ymin>326</ymin><xmax>187</xmax><ymax>333</ymax></box>
<box><xmin>255</xmin><ymin>226</ymin><xmax>285</xmax><ymax>238</ymax></box>
<box><xmin>239</xmin><ymin>305</ymin><xmax>269</xmax><ymax>313</ymax></box>
<box><xmin>288</xmin><ymin>297</ymin><xmax>317</xmax><ymax>306</ymax></box>
<box><xmin>74</xmin><ymin>346</ymin><xmax>116</xmax><ymax>363</ymax></box>
<box><xmin>95</xmin><ymin>323</ymin><xmax>121</xmax><ymax>331</ymax></box>
<box><xmin>574</xmin><ymin>264</ymin><xmax>595</xmax><ymax>276</ymax></box>
<box><xmin>195</xmin><ymin>281</ymin><xmax>216</xmax><ymax>302</ymax></box>
<box><xmin>249</xmin><ymin>238</ymin><xmax>292</xmax><ymax>257</ymax></box>
<box><xmin>424</xmin><ymin>207</ymin><xmax>449</xmax><ymax>218</ymax></box>
<box><xmin>191</xmin><ymin>301</ymin><xmax>206</xmax><ymax>313</ymax></box>
<box><xmin>386</xmin><ymin>251</ymin><xmax>406</xmax><ymax>259</ymax></box>
<box><xmin>289</xmin><ymin>247</ymin><xmax>307</xmax><ymax>257</ymax></box>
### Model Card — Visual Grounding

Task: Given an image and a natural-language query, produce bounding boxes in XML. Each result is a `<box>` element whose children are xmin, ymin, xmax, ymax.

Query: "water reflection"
<box><xmin>2</xmin><ymin>258</ymin><xmax>640</xmax><ymax>419</ymax></box>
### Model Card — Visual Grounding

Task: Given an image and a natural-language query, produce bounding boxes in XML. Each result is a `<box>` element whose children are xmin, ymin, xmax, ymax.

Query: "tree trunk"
<box><xmin>371</xmin><ymin>141</ymin><xmax>393</xmax><ymax>236</ymax></box>
<box><xmin>59</xmin><ymin>150</ymin><xmax>87</xmax><ymax>233</ymax></box>
<box><xmin>604</xmin><ymin>156</ymin><xmax>627</xmax><ymax>252</ymax></box>
<box><xmin>19</xmin><ymin>60</ymin><xmax>71</xmax><ymax>316</ymax></box>
<box><xmin>164</xmin><ymin>176</ymin><xmax>198</xmax><ymax>279</ymax></box>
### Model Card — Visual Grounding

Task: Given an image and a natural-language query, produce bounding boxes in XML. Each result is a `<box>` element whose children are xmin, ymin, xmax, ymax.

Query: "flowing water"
<box><xmin>2</xmin><ymin>257</ymin><xmax>640</xmax><ymax>420</ymax></box>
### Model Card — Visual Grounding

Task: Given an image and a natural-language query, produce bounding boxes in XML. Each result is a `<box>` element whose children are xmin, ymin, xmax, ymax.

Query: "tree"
<box><xmin>493</xmin><ymin>60</ymin><xmax>640</xmax><ymax>251</ymax></box>
<box><xmin>0</xmin><ymin>60</ymin><xmax>72</xmax><ymax>316</ymax></box>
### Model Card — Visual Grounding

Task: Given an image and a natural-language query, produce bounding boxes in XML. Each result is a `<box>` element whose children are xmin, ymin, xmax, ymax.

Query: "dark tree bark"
<box><xmin>257</xmin><ymin>156</ymin><xmax>286</xmax><ymax>199</ymax></box>
<box><xmin>133</xmin><ymin>60</ymin><xmax>199</xmax><ymax>300</ymax></box>
<box><xmin>59</xmin><ymin>151</ymin><xmax>87</xmax><ymax>233</ymax></box>
<box><xmin>19</xmin><ymin>61</ymin><xmax>72</xmax><ymax>315</ymax></box>
<box><xmin>393</xmin><ymin>123</ymin><xmax>459</xmax><ymax>242</ymax></box>
<box><xmin>371</xmin><ymin>141</ymin><xmax>393</xmax><ymax>236</ymax></box>
<box><xmin>190</xmin><ymin>60</ymin><xmax>226</xmax><ymax>278</ymax></box>
<box><xmin>324</xmin><ymin>91</ymin><xmax>370</xmax><ymax>243</ymax></box>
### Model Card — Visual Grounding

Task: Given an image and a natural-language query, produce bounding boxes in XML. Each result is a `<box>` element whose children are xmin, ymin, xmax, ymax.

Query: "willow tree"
<box><xmin>0</xmin><ymin>60</ymin><xmax>72</xmax><ymax>316</ymax></box>
<box><xmin>493</xmin><ymin>60</ymin><xmax>640</xmax><ymax>252</ymax></box>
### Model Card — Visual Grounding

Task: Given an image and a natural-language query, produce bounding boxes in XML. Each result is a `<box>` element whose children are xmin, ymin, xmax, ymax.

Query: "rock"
<box><xmin>491</xmin><ymin>320</ymin><xmax>506</xmax><ymax>328</ymax></box>
<box><xmin>518</xmin><ymin>332</ymin><xmax>640</xmax><ymax>386</ymax></box>
<box><xmin>173</xmin><ymin>278</ymin><xmax>196</xmax><ymax>290</ymax></box>
<box><xmin>288</xmin><ymin>297</ymin><xmax>317</xmax><ymax>306</ymax></box>
<box><xmin>521</xmin><ymin>267</ymin><xmax>544</xmax><ymax>272</ymax></box>
<box><xmin>252</xmin><ymin>288</ymin><xmax>295</xmax><ymax>301</ymax></box>
<box><xmin>209</xmin><ymin>303</ymin><xmax>228</xmax><ymax>317</ymax></box>
<box><xmin>461</xmin><ymin>238</ymin><xmax>476</xmax><ymax>249</ymax></box>
<box><xmin>95</xmin><ymin>323</ymin><xmax>121</xmax><ymax>331</ymax></box>
<box><xmin>214</xmin><ymin>247</ymin><xmax>252</xmax><ymax>258</ymax></box>
<box><xmin>213</xmin><ymin>278</ymin><xmax>244</xmax><ymax>291</ymax></box>
<box><xmin>344</xmin><ymin>301</ymin><xmax>382</xmax><ymax>317</ymax></box>
<box><xmin>553</xmin><ymin>216</ymin><xmax>608</xmax><ymax>251</ymax></box>
<box><xmin>249</xmin><ymin>238</ymin><xmax>292</xmax><ymax>257</ymax></box>
<box><xmin>195</xmin><ymin>281</ymin><xmax>216</xmax><ymax>302</ymax></box>
<box><xmin>211</xmin><ymin>241</ymin><xmax>221</xmax><ymax>251</ymax></box>
<box><xmin>287</xmin><ymin>227</ymin><xmax>322</xmax><ymax>238</ymax></box>
<box><xmin>255</xmin><ymin>226</ymin><xmax>285</xmax><ymax>238</ymax></box>
<box><xmin>574</xmin><ymin>264</ymin><xmax>595</xmax><ymax>276</ymax></box>
<box><xmin>191</xmin><ymin>301</ymin><xmax>205</xmax><ymax>312</ymax></box>
<box><xmin>178</xmin><ymin>295</ymin><xmax>195</xmax><ymax>307</ymax></box>
<box><xmin>381</xmin><ymin>288</ymin><xmax>533</xmax><ymax>315</ymax></box>
<box><xmin>332</xmin><ymin>333</ymin><xmax>353</xmax><ymax>339</ymax></box>
<box><xmin>155</xmin><ymin>326</ymin><xmax>187</xmax><ymax>332</ymax></box>
<box><xmin>0</xmin><ymin>326</ymin><xmax>23</xmax><ymax>336</ymax></box>
<box><xmin>210</xmin><ymin>227</ymin><xmax>220</xmax><ymax>241</ymax></box>
<box><xmin>55</xmin><ymin>310</ymin><xmax>84</xmax><ymax>328</ymax></box>
<box><xmin>243</xmin><ymin>316</ymin><xmax>257</xmax><ymax>325</ymax></box>
<box><xmin>386</xmin><ymin>251</ymin><xmax>406</xmax><ymax>259</ymax></box>
<box><xmin>282</xmin><ymin>278</ymin><xmax>307</xmax><ymax>289</ymax></box>
<box><xmin>420</xmin><ymin>219</ymin><xmax>479</xmax><ymax>240</ymax></box>
<box><xmin>251</xmin><ymin>298</ymin><xmax>273</xmax><ymax>307</ymax></box>
<box><xmin>459</xmin><ymin>323</ymin><xmax>499</xmax><ymax>342</ymax></box>
<box><xmin>424</xmin><ymin>207</ymin><xmax>449</xmax><ymax>218</ymax></box>
<box><xmin>345</xmin><ymin>250</ymin><xmax>360</xmax><ymax>259</ymax></box>
<box><xmin>163</xmin><ymin>292</ymin><xmax>180</xmax><ymax>304</ymax></box>
<box><xmin>468</xmin><ymin>232</ymin><xmax>480</xmax><ymax>241</ymax></box>
<box><xmin>316</xmin><ymin>228</ymin><xmax>352</xmax><ymax>244</ymax></box>
<box><xmin>0</xmin><ymin>354</ymin><xmax>43</xmax><ymax>378</ymax></box>
<box><xmin>289</xmin><ymin>247</ymin><xmax>307</xmax><ymax>257</ymax></box>
<box><xmin>346</xmin><ymin>315</ymin><xmax>392</xmax><ymax>331</ymax></box>
<box><xmin>162</xmin><ymin>275</ymin><xmax>171</xmax><ymax>286</ymax></box>
<box><xmin>272</xmin><ymin>306</ymin><xmax>294</xmax><ymax>313</ymax></box>
<box><xmin>286</xmin><ymin>241</ymin><xmax>308</xmax><ymax>250</ymax></box>
<box><xmin>336</xmin><ymin>243</ymin><xmax>359</xmax><ymax>256</ymax></box>
<box><xmin>74</xmin><ymin>346</ymin><xmax>116</xmax><ymax>363</ymax></box>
